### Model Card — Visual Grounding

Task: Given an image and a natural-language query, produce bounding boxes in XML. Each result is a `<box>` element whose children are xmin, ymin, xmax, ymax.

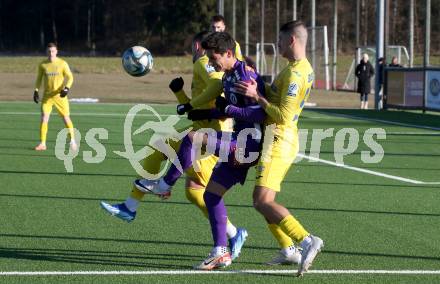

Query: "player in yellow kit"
<box><xmin>210</xmin><ymin>15</ymin><xmax>243</xmax><ymax>61</ymax></box>
<box><xmin>235</xmin><ymin>21</ymin><xmax>324</xmax><ymax>277</ymax></box>
<box><xmin>100</xmin><ymin>31</ymin><xmax>248</xmax><ymax>260</ymax></box>
<box><xmin>33</xmin><ymin>42</ymin><xmax>77</xmax><ymax>151</ymax></box>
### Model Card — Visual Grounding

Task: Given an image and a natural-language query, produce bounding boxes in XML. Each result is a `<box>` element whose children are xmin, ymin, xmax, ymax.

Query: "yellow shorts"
<box><xmin>185</xmin><ymin>154</ymin><xmax>218</xmax><ymax>187</ymax></box>
<box><xmin>41</xmin><ymin>94</ymin><xmax>70</xmax><ymax>117</ymax></box>
<box><xmin>142</xmin><ymin>125</ymin><xmax>219</xmax><ymax>188</ymax></box>
<box><xmin>255</xmin><ymin>134</ymin><xmax>299</xmax><ymax>192</ymax></box>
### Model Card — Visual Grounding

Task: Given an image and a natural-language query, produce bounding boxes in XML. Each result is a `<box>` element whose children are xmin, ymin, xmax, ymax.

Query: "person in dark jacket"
<box><xmin>355</xmin><ymin>53</ymin><xmax>375</xmax><ymax>109</ymax></box>
<box><xmin>389</xmin><ymin>56</ymin><xmax>402</xmax><ymax>68</ymax></box>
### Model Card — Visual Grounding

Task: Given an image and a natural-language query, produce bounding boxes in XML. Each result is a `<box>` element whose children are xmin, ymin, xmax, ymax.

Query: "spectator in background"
<box><xmin>389</xmin><ymin>56</ymin><xmax>402</xmax><ymax>67</ymax></box>
<box><xmin>355</xmin><ymin>53</ymin><xmax>375</xmax><ymax>110</ymax></box>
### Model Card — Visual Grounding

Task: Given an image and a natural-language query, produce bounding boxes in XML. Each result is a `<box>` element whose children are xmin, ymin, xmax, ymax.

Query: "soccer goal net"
<box><xmin>255</xmin><ymin>26</ymin><xmax>330</xmax><ymax>89</ymax></box>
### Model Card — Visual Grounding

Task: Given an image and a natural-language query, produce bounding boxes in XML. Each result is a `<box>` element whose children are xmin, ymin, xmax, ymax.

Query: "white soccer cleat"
<box><xmin>34</xmin><ymin>143</ymin><xmax>47</xmax><ymax>151</ymax></box>
<box><xmin>266</xmin><ymin>246</ymin><xmax>302</xmax><ymax>266</ymax></box>
<box><xmin>133</xmin><ymin>178</ymin><xmax>171</xmax><ymax>199</ymax></box>
<box><xmin>70</xmin><ymin>141</ymin><xmax>78</xmax><ymax>151</ymax></box>
<box><xmin>297</xmin><ymin>235</ymin><xmax>324</xmax><ymax>277</ymax></box>
<box><xmin>193</xmin><ymin>251</ymin><xmax>232</xmax><ymax>270</ymax></box>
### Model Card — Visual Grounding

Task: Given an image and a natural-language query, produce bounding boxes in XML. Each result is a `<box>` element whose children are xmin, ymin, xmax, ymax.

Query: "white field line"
<box><xmin>0</xmin><ymin>111</ymin><xmax>176</xmax><ymax>117</ymax></box>
<box><xmin>0</xmin><ymin>101</ymin><xmax>174</xmax><ymax>106</ymax></box>
<box><xmin>297</xmin><ymin>153</ymin><xmax>440</xmax><ymax>185</ymax></box>
<box><xmin>1</xmin><ymin>270</ymin><xmax>440</xmax><ymax>276</ymax></box>
<box><xmin>317</xmin><ymin>111</ymin><xmax>440</xmax><ymax>131</ymax></box>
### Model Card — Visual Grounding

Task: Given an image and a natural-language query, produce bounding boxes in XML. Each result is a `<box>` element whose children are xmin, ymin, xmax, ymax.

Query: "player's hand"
<box><xmin>187</xmin><ymin>109</ymin><xmax>212</xmax><ymax>121</ymax></box>
<box><xmin>176</xmin><ymin>103</ymin><xmax>193</xmax><ymax>115</ymax></box>
<box><xmin>33</xmin><ymin>90</ymin><xmax>39</xmax><ymax>104</ymax></box>
<box><xmin>60</xmin><ymin>87</ymin><xmax>69</xmax><ymax>97</ymax></box>
<box><xmin>215</xmin><ymin>96</ymin><xmax>229</xmax><ymax>114</ymax></box>
<box><xmin>235</xmin><ymin>78</ymin><xmax>258</xmax><ymax>100</ymax></box>
<box><xmin>169</xmin><ymin>77</ymin><xmax>184</xmax><ymax>93</ymax></box>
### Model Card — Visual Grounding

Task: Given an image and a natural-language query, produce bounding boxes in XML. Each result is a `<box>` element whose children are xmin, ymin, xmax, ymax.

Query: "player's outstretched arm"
<box><xmin>63</xmin><ymin>62</ymin><xmax>74</xmax><ymax>89</ymax></box>
<box><xmin>188</xmin><ymin>78</ymin><xmax>223</xmax><ymax>109</ymax></box>
<box><xmin>169</xmin><ymin>77</ymin><xmax>190</xmax><ymax>104</ymax></box>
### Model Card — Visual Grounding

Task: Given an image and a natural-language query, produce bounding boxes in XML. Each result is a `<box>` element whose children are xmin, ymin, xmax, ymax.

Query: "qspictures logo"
<box><xmin>54</xmin><ymin>104</ymin><xmax>386</xmax><ymax>176</ymax></box>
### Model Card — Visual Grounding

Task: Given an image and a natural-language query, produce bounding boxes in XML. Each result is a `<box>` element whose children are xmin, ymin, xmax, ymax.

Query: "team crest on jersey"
<box><xmin>287</xmin><ymin>83</ymin><xmax>298</xmax><ymax>97</ymax></box>
<box><xmin>205</xmin><ymin>64</ymin><xmax>215</xmax><ymax>74</ymax></box>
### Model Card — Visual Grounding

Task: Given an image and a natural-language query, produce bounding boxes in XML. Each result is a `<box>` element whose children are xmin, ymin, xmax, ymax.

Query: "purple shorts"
<box><xmin>208</xmin><ymin>131</ymin><xmax>261</xmax><ymax>189</ymax></box>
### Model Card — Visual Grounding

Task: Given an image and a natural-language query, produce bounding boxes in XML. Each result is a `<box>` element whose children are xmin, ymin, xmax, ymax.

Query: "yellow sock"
<box><xmin>268</xmin><ymin>223</ymin><xmax>294</xmax><ymax>248</ymax></box>
<box><xmin>130</xmin><ymin>186</ymin><xmax>145</xmax><ymax>201</ymax></box>
<box><xmin>279</xmin><ymin>215</ymin><xmax>309</xmax><ymax>244</ymax></box>
<box><xmin>40</xmin><ymin>122</ymin><xmax>48</xmax><ymax>143</ymax></box>
<box><xmin>64</xmin><ymin>120</ymin><xmax>75</xmax><ymax>140</ymax></box>
<box><xmin>128</xmin><ymin>149</ymin><xmax>167</xmax><ymax>202</ymax></box>
<box><xmin>142</xmin><ymin>148</ymin><xmax>166</xmax><ymax>175</ymax></box>
<box><xmin>185</xmin><ymin>187</ymin><xmax>209</xmax><ymax>218</ymax></box>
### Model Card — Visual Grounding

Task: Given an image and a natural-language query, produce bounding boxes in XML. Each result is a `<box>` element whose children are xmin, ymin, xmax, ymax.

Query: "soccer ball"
<box><xmin>122</xmin><ymin>46</ymin><xmax>153</xmax><ymax>77</ymax></box>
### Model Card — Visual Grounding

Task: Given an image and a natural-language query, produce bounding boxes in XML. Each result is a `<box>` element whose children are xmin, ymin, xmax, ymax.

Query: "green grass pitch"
<box><xmin>0</xmin><ymin>101</ymin><xmax>439</xmax><ymax>283</ymax></box>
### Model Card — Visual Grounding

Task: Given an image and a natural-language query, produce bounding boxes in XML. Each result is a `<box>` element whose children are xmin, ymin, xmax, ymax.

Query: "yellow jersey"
<box><xmin>35</xmin><ymin>58</ymin><xmax>73</xmax><ymax>97</ymax></box>
<box><xmin>263</xmin><ymin>58</ymin><xmax>314</xmax><ymax>140</ymax></box>
<box><xmin>174</xmin><ymin>55</ymin><xmax>232</xmax><ymax>132</ymax></box>
<box><xmin>235</xmin><ymin>41</ymin><xmax>244</xmax><ymax>61</ymax></box>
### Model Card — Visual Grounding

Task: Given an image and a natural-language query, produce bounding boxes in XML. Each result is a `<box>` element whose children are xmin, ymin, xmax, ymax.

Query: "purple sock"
<box><xmin>204</xmin><ymin>191</ymin><xmax>228</xmax><ymax>247</ymax></box>
<box><xmin>164</xmin><ymin>132</ymin><xmax>227</xmax><ymax>186</ymax></box>
<box><xmin>163</xmin><ymin>135</ymin><xmax>194</xmax><ymax>186</ymax></box>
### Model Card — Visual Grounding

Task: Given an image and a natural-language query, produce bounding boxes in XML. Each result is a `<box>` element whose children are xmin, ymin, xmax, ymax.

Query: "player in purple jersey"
<box><xmin>134</xmin><ymin>32</ymin><xmax>266</xmax><ymax>270</ymax></box>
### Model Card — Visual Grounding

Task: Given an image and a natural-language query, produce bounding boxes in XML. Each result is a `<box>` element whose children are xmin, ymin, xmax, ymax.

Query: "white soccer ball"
<box><xmin>122</xmin><ymin>46</ymin><xmax>153</xmax><ymax>77</ymax></box>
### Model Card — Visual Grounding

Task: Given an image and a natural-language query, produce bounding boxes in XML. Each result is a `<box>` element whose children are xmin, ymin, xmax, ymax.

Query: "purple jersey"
<box><xmin>222</xmin><ymin>60</ymin><xmax>266</xmax><ymax>134</ymax></box>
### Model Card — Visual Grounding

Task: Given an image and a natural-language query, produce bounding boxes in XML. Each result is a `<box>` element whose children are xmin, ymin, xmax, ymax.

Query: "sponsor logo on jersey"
<box><xmin>287</xmin><ymin>83</ymin><xmax>298</xmax><ymax>97</ymax></box>
<box><xmin>205</xmin><ymin>64</ymin><xmax>215</xmax><ymax>74</ymax></box>
<box><xmin>46</xmin><ymin>72</ymin><xmax>60</xmax><ymax>77</ymax></box>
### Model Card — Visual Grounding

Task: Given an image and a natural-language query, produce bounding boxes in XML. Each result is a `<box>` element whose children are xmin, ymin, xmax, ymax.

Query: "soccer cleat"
<box><xmin>229</xmin><ymin>228</ymin><xmax>248</xmax><ymax>260</ymax></box>
<box><xmin>100</xmin><ymin>201</ymin><xmax>136</xmax><ymax>223</ymax></box>
<box><xmin>266</xmin><ymin>246</ymin><xmax>302</xmax><ymax>266</ymax></box>
<box><xmin>297</xmin><ymin>235</ymin><xmax>324</xmax><ymax>277</ymax></box>
<box><xmin>134</xmin><ymin>178</ymin><xmax>171</xmax><ymax>199</ymax></box>
<box><xmin>34</xmin><ymin>143</ymin><xmax>47</xmax><ymax>151</ymax></box>
<box><xmin>193</xmin><ymin>251</ymin><xmax>232</xmax><ymax>270</ymax></box>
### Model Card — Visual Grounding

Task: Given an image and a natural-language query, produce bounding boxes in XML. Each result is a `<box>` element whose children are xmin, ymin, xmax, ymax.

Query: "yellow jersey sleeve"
<box><xmin>190</xmin><ymin>78</ymin><xmax>223</xmax><ymax>108</ymax></box>
<box><xmin>174</xmin><ymin>90</ymin><xmax>191</xmax><ymax>104</ymax></box>
<box><xmin>34</xmin><ymin>63</ymin><xmax>44</xmax><ymax>90</ymax></box>
<box><xmin>62</xmin><ymin>61</ymin><xmax>74</xmax><ymax>88</ymax></box>
<box><xmin>264</xmin><ymin>73</ymin><xmax>302</xmax><ymax>124</ymax></box>
<box><xmin>235</xmin><ymin>41</ymin><xmax>244</xmax><ymax>61</ymax></box>
<box><xmin>264</xmin><ymin>59</ymin><xmax>313</xmax><ymax>126</ymax></box>
<box><xmin>189</xmin><ymin>55</ymin><xmax>223</xmax><ymax>108</ymax></box>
